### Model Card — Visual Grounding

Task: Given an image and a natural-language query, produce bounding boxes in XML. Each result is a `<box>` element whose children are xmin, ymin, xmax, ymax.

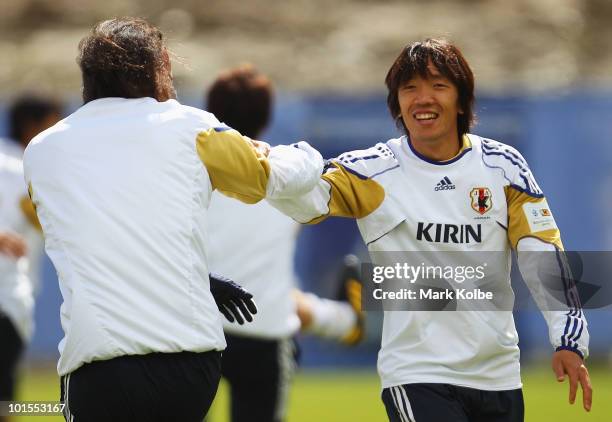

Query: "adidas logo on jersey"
<box><xmin>434</xmin><ymin>176</ymin><xmax>455</xmax><ymax>191</ymax></box>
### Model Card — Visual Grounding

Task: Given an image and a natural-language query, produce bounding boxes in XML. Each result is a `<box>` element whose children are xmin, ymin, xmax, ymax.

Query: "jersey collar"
<box><xmin>406</xmin><ymin>134</ymin><xmax>472</xmax><ymax>166</ymax></box>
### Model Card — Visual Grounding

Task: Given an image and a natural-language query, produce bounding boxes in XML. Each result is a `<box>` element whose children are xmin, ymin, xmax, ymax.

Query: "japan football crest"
<box><xmin>470</xmin><ymin>187</ymin><xmax>492</xmax><ymax>215</ymax></box>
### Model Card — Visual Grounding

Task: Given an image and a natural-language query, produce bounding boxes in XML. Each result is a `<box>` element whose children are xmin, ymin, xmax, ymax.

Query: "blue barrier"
<box><xmin>1</xmin><ymin>91</ymin><xmax>609</xmax><ymax>363</ymax></box>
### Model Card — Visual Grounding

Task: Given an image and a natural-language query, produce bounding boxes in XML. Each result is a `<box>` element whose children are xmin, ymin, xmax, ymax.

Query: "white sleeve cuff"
<box><xmin>266</xmin><ymin>141</ymin><xmax>324</xmax><ymax>199</ymax></box>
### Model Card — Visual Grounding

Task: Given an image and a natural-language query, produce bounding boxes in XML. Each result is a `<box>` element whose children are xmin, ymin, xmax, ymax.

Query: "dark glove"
<box><xmin>209</xmin><ymin>273</ymin><xmax>258</xmax><ymax>324</ymax></box>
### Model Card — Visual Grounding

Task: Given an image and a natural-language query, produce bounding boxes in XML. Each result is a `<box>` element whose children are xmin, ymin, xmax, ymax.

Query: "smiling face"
<box><xmin>398</xmin><ymin>61</ymin><xmax>461</xmax><ymax>148</ymax></box>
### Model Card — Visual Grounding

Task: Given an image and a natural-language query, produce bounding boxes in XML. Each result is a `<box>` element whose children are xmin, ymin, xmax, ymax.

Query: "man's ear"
<box><xmin>155</xmin><ymin>48</ymin><xmax>176</xmax><ymax>101</ymax></box>
<box><xmin>457</xmin><ymin>99</ymin><xmax>464</xmax><ymax>115</ymax></box>
<box><xmin>161</xmin><ymin>48</ymin><xmax>171</xmax><ymax>71</ymax></box>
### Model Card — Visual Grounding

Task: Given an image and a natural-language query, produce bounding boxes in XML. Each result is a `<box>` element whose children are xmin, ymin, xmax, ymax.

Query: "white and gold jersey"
<box><xmin>0</xmin><ymin>149</ymin><xmax>40</xmax><ymax>342</ymax></box>
<box><xmin>23</xmin><ymin>97</ymin><xmax>323</xmax><ymax>376</ymax></box>
<box><xmin>269</xmin><ymin>134</ymin><xmax>588</xmax><ymax>390</ymax></box>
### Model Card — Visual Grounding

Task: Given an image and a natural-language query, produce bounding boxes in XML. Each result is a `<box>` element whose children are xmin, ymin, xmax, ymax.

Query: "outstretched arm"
<box><xmin>267</xmin><ymin>144</ymin><xmax>394</xmax><ymax>224</ymax></box>
<box><xmin>196</xmin><ymin>127</ymin><xmax>323</xmax><ymax>204</ymax></box>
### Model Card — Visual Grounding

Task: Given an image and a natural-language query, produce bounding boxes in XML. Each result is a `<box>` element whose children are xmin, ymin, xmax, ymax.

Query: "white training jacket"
<box><xmin>269</xmin><ymin>134</ymin><xmax>588</xmax><ymax>391</ymax></box>
<box><xmin>23</xmin><ymin>97</ymin><xmax>323</xmax><ymax>376</ymax></box>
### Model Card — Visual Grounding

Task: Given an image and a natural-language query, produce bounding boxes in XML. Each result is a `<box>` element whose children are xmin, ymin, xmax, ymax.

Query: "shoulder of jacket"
<box><xmin>478</xmin><ymin>136</ymin><xmax>543</xmax><ymax>196</ymax></box>
<box><xmin>329</xmin><ymin>140</ymin><xmax>399</xmax><ymax>179</ymax></box>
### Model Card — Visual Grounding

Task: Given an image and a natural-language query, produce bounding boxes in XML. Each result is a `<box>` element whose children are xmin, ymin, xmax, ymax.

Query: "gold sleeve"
<box><xmin>21</xmin><ymin>185</ymin><xmax>42</xmax><ymax>232</ymax></box>
<box><xmin>308</xmin><ymin>162</ymin><xmax>385</xmax><ymax>224</ymax></box>
<box><xmin>196</xmin><ymin>128</ymin><xmax>271</xmax><ymax>204</ymax></box>
<box><xmin>506</xmin><ymin>185</ymin><xmax>563</xmax><ymax>250</ymax></box>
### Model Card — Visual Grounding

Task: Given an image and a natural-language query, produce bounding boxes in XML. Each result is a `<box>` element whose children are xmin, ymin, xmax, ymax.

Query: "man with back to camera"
<box><xmin>22</xmin><ymin>17</ymin><xmax>324</xmax><ymax>422</ymax></box>
<box><xmin>267</xmin><ymin>38</ymin><xmax>591</xmax><ymax>421</ymax></box>
<box><xmin>205</xmin><ymin>64</ymin><xmax>364</xmax><ymax>422</ymax></box>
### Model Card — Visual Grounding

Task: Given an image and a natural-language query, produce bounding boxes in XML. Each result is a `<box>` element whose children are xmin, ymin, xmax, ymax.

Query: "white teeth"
<box><xmin>415</xmin><ymin>113</ymin><xmax>438</xmax><ymax>120</ymax></box>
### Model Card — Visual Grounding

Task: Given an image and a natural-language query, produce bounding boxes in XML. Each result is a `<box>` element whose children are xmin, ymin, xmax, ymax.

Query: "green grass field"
<box><xmin>15</xmin><ymin>365</ymin><xmax>611</xmax><ymax>421</ymax></box>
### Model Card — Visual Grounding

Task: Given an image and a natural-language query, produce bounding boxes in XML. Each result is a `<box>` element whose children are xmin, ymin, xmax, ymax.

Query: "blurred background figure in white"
<box><xmin>0</xmin><ymin>94</ymin><xmax>61</xmax><ymax>422</ymax></box>
<box><xmin>206</xmin><ymin>64</ymin><xmax>364</xmax><ymax>422</ymax></box>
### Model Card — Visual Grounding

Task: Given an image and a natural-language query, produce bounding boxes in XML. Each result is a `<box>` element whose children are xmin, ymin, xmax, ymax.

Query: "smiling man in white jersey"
<box><xmin>268</xmin><ymin>38</ymin><xmax>592</xmax><ymax>421</ymax></box>
<box><xmin>22</xmin><ymin>18</ymin><xmax>323</xmax><ymax>422</ymax></box>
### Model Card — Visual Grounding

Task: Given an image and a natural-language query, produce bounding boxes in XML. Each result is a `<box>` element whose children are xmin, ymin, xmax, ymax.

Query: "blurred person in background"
<box><xmin>206</xmin><ymin>64</ymin><xmax>364</xmax><ymax>422</ymax></box>
<box><xmin>268</xmin><ymin>38</ymin><xmax>591</xmax><ymax>421</ymax></box>
<box><xmin>0</xmin><ymin>94</ymin><xmax>60</xmax><ymax>422</ymax></box>
<box><xmin>0</xmin><ymin>155</ymin><xmax>39</xmax><ymax>422</ymax></box>
<box><xmin>22</xmin><ymin>17</ymin><xmax>323</xmax><ymax>422</ymax></box>
<box><xmin>2</xmin><ymin>95</ymin><xmax>62</xmax><ymax>158</ymax></box>
<box><xmin>3</xmin><ymin>94</ymin><xmax>62</xmax><ymax>295</ymax></box>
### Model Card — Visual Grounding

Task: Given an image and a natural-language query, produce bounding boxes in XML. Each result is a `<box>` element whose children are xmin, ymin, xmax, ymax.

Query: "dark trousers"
<box><xmin>0</xmin><ymin>313</ymin><xmax>24</xmax><ymax>400</ymax></box>
<box><xmin>60</xmin><ymin>350</ymin><xmax>221</xmax><ymax>422</ymax></box>
<box><xmin>221</xmin><ymin>334</ymin><xmax>298</xmax><ymax>422</ymax></box>
<box><xmin>382</xmin><ymin>383</ymin><xmax>524</xmax><ymax>422</ymax></box>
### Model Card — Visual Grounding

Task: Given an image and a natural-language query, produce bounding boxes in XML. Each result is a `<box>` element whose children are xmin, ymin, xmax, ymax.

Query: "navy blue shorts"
<box><xmin>382</xmin><ymin>383</ymin><xmax>524</xmax><ymax>422</ymax></box>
